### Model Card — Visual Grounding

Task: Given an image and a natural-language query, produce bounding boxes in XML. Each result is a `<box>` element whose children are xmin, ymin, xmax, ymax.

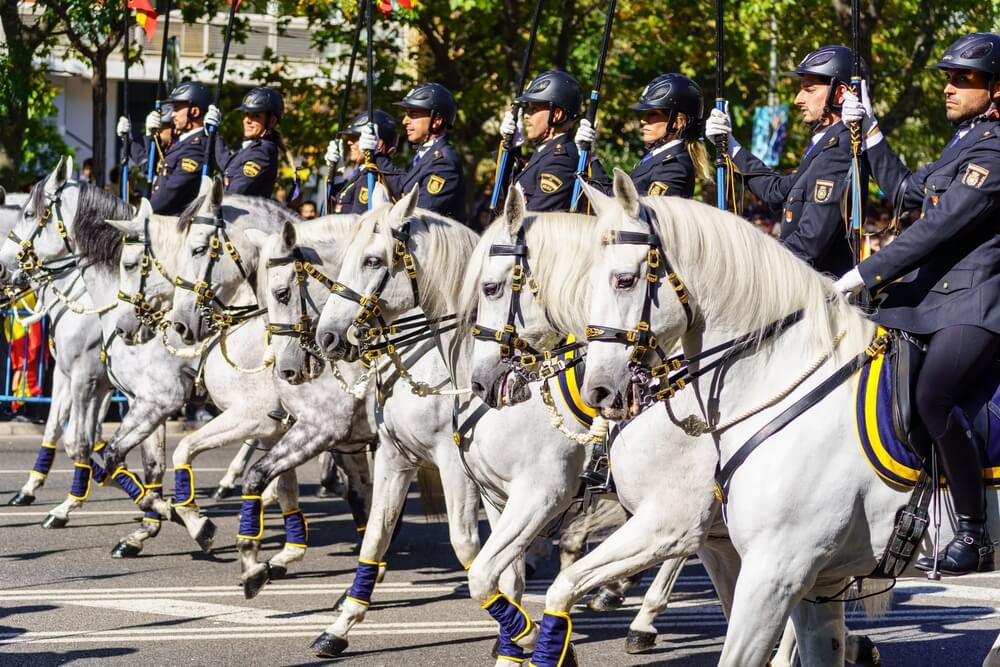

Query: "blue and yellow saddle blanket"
<box><xmin>855</xmin><ymin>336</ymin><xmax>1000</xmax><ymax>488</ymax></box>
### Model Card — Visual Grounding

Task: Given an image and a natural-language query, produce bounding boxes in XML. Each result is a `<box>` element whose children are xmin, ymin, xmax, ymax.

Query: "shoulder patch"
<box><xmin>539</xmin><ymin>172</ymin><xmax>563</xmax><ymax>194</ymax></box>
<box><xmin>962</xmin><ymin>162</ymin><xmax>990</xmax><ymax>189</ymax></box>
<box><xmin>813</xmin><ymin>179</ymin><xmax>834</xmax><ymax>203</ymax></box>
<box><xmin>359</xmin><ymin>186</ymin><xmax>369</xmax><ymax>204</ymax></box>
<box><xmin>181</xmin><ymin>158</ymin><xmax>200</xmax><ymax>173</ymax></box>
<box><xmin>824</xmin><ymin>134</ymin><xmax>839</xmax><ymax>149</ymax></box>
<box><xmin>433</xmin><ymin>149</ymin><xmax>443</xmax><ymax>160</ymax></box>
<box><xmin>647</xmin><ymin>181</ymin><xmax>670</xmax><ymax>196</ymax></box>
<box><xmin>427</xmin><ymin>174</ymin><xmax>446</xmax><ymax>195</ymax></box>
<box><xmin>554</xmin><ymin>142</ymin><xmax>566</xmax><ymax>155</ymax></box>
<box><xmin>661</xmin><ymin>153</ymin><xmax>675</xmax><ymax>162</ymax></box>
<box><xmin>243</xmin><ymin>161</ymin><xmax>262</xmax><ymax>178</ymax></box>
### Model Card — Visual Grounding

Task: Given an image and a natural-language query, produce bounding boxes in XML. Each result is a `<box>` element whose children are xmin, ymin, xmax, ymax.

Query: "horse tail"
<box><xmin>855</xmin><ymin>578</ymin><xmax>893</xmax><ymax>619</ymax></box>
<box><xmin>416</xmin><ymin>466</ymin><xmax>446</xmax><ymax>521</ymax></box>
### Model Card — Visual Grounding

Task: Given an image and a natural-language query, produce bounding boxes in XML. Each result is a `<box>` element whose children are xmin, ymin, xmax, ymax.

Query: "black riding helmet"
<box><xmin>631</xmin><ymin>74</ymin><xmax>705</xmax><ymax>139</ymax></box>
<box><xmin>394</xmin><ymin>83</ymin><xmax>457</xmax><ymax>129</ymax></box>
<box><xmin>340</xmin><ymin>110</ymin><xmax>399</xmax><ymax>150</ymax></box>
<box><xmin>239</xmin><ymin>86</ymin><xmax>284</xmax><ymax>120</ymax></box>
<box><xmin>790</xmin><ymin>45</ymin><xmax>868</xmax><ymax>116</ymax></box>
<box><xmin>933</xmin><ymin>33</ymin><xmax>1000</xmax><ymax>75</ymax></box>
<box><xmin>516</xmin><ymin>70</ymin><xmax>582</xmax><ymax>125</ymax></box>
<box><xmin>164</xmin><ymin>81</ymin><xmax>212</xmax><ymax>115</ymax></box>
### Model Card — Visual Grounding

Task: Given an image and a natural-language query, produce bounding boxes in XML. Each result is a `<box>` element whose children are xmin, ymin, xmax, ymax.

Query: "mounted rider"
<box><xmin>324</xmin><ymin>110</ymin><xmax>403</xmax><ymax>214</ymax></box>
<box><xmin>356</xmin><ymin>83</ymin><xmax>467</xmax><ymax>222</ymax></box>
<box><xmin>500</xmin><ymin>70</ymin><xmax>583</xmax><ymax>212</ymax></box>
<box><xmin>116</xmin><ymin>104</ymin><xmax>176</xmax><ymax>176</ymax></box>
<box><xmin>836</xmin><ymin>32</ymin><xmax>1000</xmax><ymax>576</ymax></box>
<box><xmin>579</xmin><ymin>73</ymin><xmax>712</xmax><ymax>199</ymax></box>
<box><xmin>707</xmin><ymin>46</ymin><xmax>864</xmax><ymax>277</ymax></box>
<box><xmin>205</xmin><ymin>86</ymin><xmax>284</xmax><ymax>198</ymax></box>
<box><xmin>149</xmin><ymin>81</ymin><xmax>212</xmax><ymax>215</ymax></box>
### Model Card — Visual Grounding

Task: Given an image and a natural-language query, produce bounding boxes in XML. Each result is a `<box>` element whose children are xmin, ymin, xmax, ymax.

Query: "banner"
<box><xmin>750</xmin><ymin>104</ymin><xmax>788</xmax><ymax>168</ymax></box>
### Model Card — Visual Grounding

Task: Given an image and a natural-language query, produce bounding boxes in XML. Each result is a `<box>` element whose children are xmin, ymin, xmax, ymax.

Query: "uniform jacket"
<box><xmin>215</xmin><ymin>135</ymin><xmax>279</xmax><ymax>198</ymax></box>
<box><xmin>513</xmin><ymin>132</ymin><xmax>579</xmax><ymax>212</ymax></box>
<box><xmin>149</xmin><ymin>130</ymin><xmax>206</xmax><ymax>215</ymax></box>
<box><xmin>732</xmin><ymin>121</ymin><xmax>858</xmax><ymax>276</ymax></box>
<box><xmin>858</xmin><ymin>117</ymin><xmax>1000</xmax><ymax>335</ymax></box>
<box><xmin>384</xmin><ymin>136</ymin><xmax>466</xmax><ymax>222</ymax></box>
<box><xmin>334</xmin><ymin>154</ymin><xmax>407</xmax><ymax>214</ymax></box>
<box><xmin>589</xmin><ymin>140</ymin><xmax>696</xmax><ymax>199</ymax></box>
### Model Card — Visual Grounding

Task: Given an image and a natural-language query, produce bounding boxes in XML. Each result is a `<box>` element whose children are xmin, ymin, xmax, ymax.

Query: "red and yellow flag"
<box><xmin>378</xmin><ymin>0</ymin><xmax>413</xmax><ymax>16</ymax></box>
<box><xmin>128</xmin><ymin>0</ymin><xmax>158</xmax><ymax>40</ymax></box>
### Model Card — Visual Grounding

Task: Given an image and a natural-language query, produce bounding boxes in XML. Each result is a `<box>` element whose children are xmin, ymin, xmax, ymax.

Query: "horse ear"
<box><xmin>243</xmin><ymin>228</ymin><xmax>271</xmax><ymax>250</ymax></box>
<box><xmin>387</xmin><ymin>185</ymin><xmax>419</xmax><ymax>231</ymax></box>
<box><xmin>48</xmin><ymin>156</ymin><xmax>69</xmax><ymax>191</ymax></box>
<box><xmin>503</xmin><ymin>184</ymin><xmax>526</xmax><ymax>236</ymax></box>
<box><xmin>370</xmin><ymin>182</ymin><xmax>391</xmax><ymax>208</ymax></box>
<box><xmin>611</xmin><ymin>168</ymin><xmax>640</xmax><ymax>218</ymax></box>
<box><xmin>577</xmin><ymin>177</ymin><xmax>612</xmax><ymax>217</ymax></box>
<box><xmin>106</xmin><ymin>199</ymin><xmax>148</xmax><ymax>235</ymax></box>
<box><xmin>281</xmin><ymin>220</ymin><xmax>297</xmax><ymax>251</ymax></box>
<box><xmin>196</xmin><ymin>175</ymin><xmax>213</xmax><ymax>200</ymax></box>
<box><xmin>211</xmin><ymin>176</ymin><xmax>224</xmax><ymax>209</ymax></box>
<box><xmin>136</xmin><ymin>197</ymin><xmax>152</xmax><ymax>222</ymax></box>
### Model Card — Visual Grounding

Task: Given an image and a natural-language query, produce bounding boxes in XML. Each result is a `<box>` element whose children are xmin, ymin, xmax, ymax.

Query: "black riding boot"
<box><xmin>579</xmin><ymin>439</ymin><xmax>613</xmax><ymax>493</ymax></box>
<box><xmin>915</xmin><ymin>413</ymin><xmax>994</xmax><ymax>576</ymax></box>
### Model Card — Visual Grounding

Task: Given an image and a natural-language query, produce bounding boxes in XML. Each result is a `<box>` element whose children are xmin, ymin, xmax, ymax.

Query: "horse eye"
<box><xmin>273</xmin><ymin>288</ymin><xmax>291</xmax><ymax>305</ymax></box>
<box><xmin>193</xmin><ymin>246</ymin><xmax>208</xmax><ymax>257</ymax></box>
<box><xmin>613</xmin><ymin>272</ymin><xmax>637</xmax><ymax>290</ymax></box>
<box><xmin>482</xmin><ymin>281</ymin><xmax>502</xmax><ymax>298</ymax></box>
<box><xmin>122</xmin><ymin>262</ymin><xmax>138</xmax><ymax>272</ymax></box>
<box><xmin>364</xmin><ymin>256</ymin><xmax>382</xmax><ymax>269</ymax></box>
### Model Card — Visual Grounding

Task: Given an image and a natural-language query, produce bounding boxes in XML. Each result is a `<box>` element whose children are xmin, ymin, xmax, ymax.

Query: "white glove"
<box><xmin>833</xmin><ymin>267</ymin><xmax>865</xmax><ymax>295</ymax></box>
<box><xmin>204</xmin><ymin>104</ymin><xmax>222</xmax><ymax>128</ymax></box>
<box><xmin>359</xmin><ymin>124</ymin><xmax>379</xmax><ymax>153</ymax></box>
<box><xmin>324</xmin><ymin>139</ymin><xmax>342</xmax><ymax>167</ymax></box>
<box><xmin>500</xmin><ymin>109</ymin><xmax>525</xmax><ymax>148</ymax></box>
<box><xmin>117</xmin><ymin>116</ymin><xmax>131</xmax><ymax>137</ymax></box>
<box><xmin>705</xmin><ymin>107</ymin><xmax>741</xmax><ymax>157</ymax></box>
<box><xmin>841</xmin><ymin>80</ymin><xmax>882</xmax><ymax>149</ymax></box>
<box><xmin>575</xmin><ymin>118</ymin><xmax>597</xmax><ymax>149</ymax></box>
<box><xmin>144</xmin><ymin>110</ymin><xmax>161</xmax><ymax>135</ymax></box>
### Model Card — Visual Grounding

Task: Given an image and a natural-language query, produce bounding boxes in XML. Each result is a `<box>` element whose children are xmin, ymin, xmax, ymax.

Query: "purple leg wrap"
<box><xmin>68</xmin><ymin>463</ymin><xmax>92</xmax><ymax>501</ymax></box>
<box><xmin>345</xmin><ymin>560</ymin><xmax>383</xmax><ymax>606</ymax></box>
<box><xmin>173</xmin><ymin>465</ymin><xmax>195</xmax><ymax>506</ymax></box>
<box><xmin>528</xmin><ymin>611</ymin><xmax>572</xmax><ymax>667</ymax></box>
<box><xmin>484</xmin><ymin>594</ymin><xmax>532</xmax><ymax>662</ymax></box>
<box><xmin>30</xmin><ymin>442</ymin><xmax>56</xmax><ymax>478</ymax></box>
<box><xmin>238</xmin><ymin>496</ymin><xmax>263</xmax><ymax>540</ymax></box>
<box><xmin>90</xmin><ymin>457</ymin><xmax>108</xmax><ymax>484</ymax></box>
<box><xmin>282</xmin><ymin>509</ymin><xmax>308</xmax><ymax>548</ymax></box>
<box><xmin>112</xmin><ymin>467</ymin><xmax>146</xmax><ymax>503</ymax></box>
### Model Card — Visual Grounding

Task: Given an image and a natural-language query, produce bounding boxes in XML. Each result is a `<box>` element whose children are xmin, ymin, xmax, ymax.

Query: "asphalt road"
<box><xmin>1</xmin><ymin>433</ymin><xmax>998</xmax><ymax>666</ymax></box>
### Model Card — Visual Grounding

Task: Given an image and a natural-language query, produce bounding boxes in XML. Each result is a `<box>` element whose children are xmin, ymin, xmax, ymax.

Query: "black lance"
<box><xmin>323</xmin><ymin>2</ymin><xmax>367</xmax><ymax>215</ymax></box>
<box><xmin>203</xmin><ymin>0</ymin><xmax>241</xmax><ymax>176</ymax></box>
<box><xmin>569</xmin><ymin>0</ymin><xmax>617</xmax><ymax>212</ymax></box>
<box><xmin>364</xmin><ymin>0</ymin><xmax>376</xmax><ymax>211</ymax></box>
<box><xmin>714</xmin><ymin>0</ymin><xmax>727</xmax><ymax>210</ymax></box>
<box><xmin>120</xmin><ymin>0</ymin><xmax>131</xmax><ymax>202</ymax></box>
<box><xmin>488</xmin><ymin>0</ymin><xmax>545</xmax><ymax>214</ymax></box>
<box><xmin>146</xmin><ymin>0</ymin><xmax>174</xmax><ymax>197</ymax></box>
<box><xmin>848</xmin><ymin>0</ymin><xmax>865</xmax><ymax>260</ymax></box>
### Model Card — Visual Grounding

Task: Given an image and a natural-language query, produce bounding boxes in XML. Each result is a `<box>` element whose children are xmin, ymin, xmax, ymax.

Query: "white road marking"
<box><xmin>0</xmin><ymin>468</ymin><xmax>231</xmax><ymax>474</ymax></box>
<box><xmin>0</xmin><ymin>510</ymin><xmax>143</xmax><ymax>517</ymax></box>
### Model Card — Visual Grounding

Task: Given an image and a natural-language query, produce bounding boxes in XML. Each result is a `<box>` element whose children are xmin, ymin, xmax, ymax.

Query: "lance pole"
<box><xmin>147</xmin><ymin>0</ymin><xmax>174</xmax><ymax>197</ymax></box>
<box><xmin>323</xmin><ymin>3</ymin><xmax>366</xmax><ymax>215</ymax></box>
<box><xmin>849</xmin><ymin>0</ymin><xmax>865</xmax><ymax>260</ymax></box>
<box><xmin>120</xmin><ymin>0</ymin><xmax>131</xmax><ymax>202</ymax></box>
<box><xmin>364</xmin><ymin>0</ymin><xmax>376</xmax><ymax>210</ymax></box>
<box><xmin>203</xmin><ymin>0</ymin><xmax>240</xmax><ymax>176</ymax></box>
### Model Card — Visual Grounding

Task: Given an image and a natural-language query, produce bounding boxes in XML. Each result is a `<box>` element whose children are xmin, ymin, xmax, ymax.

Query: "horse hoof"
<box><xmin>8</xmin><ymin>492</ymin><xmax>35</xmax><ymax>506</ymax></box>
<box><xmin>311</xmin><ymin>632</ymin><xmax>348</xmax><ymax>657</ymax></box>
<box><xmin>41</xmin><ymin>515</ymin><xmax>68</xmax><ymax>529</ymax></box>
<box><xmin>563</xmin><ymin>644</ymin><xmax>579</xmax><ymax>666</ymax></box>
<box><xmin>625</xmin><ymin>629</ymin><xmax>657</xmax><ymax>654</ymax></box>
<box><xmin>243</xmin><ymin>568</ymin><xmax>270</xmax><ymax>600</ymax></box>
<box><xmin>268</xmin><ymin>563</ymin><xmax>288</xmax><ymax>580</ymax></box>
<box><xmin>212</xmin><ymin>485</ymin><xmax>235</xmax><ymax>500</ymax></box>
<box><xmin>111</xmin><ymin>541</ymin><xmax>142</xmax><ymax>559</ymax></box>
<box><xmin>587</xmin><ymin>589</ymin><xmax>625</xmax><ymax>612</ymax></box>
<box><xmin>854</xmin><ymin>635</ymin><xmax>882</xmax><ymax>667</ymax></box>
<box><xmin>491</xmin><ymin>638</ymin><xmax>499</xmax><ymax>658</ymax></box>
<box><xmin>194</xmin><ymin>519</ymin><xmax>217</xmax><ymax>553</ymax></box>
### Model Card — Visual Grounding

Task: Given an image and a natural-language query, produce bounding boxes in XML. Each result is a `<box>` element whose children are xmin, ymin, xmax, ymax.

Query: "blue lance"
<box><xmin>714</xmin><ymin>0</ymin><xmax>727</xmax><ymax>210</ymax></box>
<box><xmin>364</xmin><ymin>0</ymin><xmax>376</xmax><ymax>211</ymax></box>
<box><xmin>322</xmin><ymin>2</ymin><xmax>366</xmax><ymax>216</ymax></box>
<box><xmin>488</xmin><ymin>0</ymin><xmax>545</xmax><ymax>215</ymax></box>
<box><xmin>146</xmin><ymin>0</ymin><xmax>173</xmax><ymax>197</ymax></box>
<box><xmin>848</xmin><ymin>0</ymin><xmax>865</xmax><ymax>260</ymax></box>
<box><xmin>120</xmin><ymin>0</ymin><xmax>130</xmax><ymax>202</ymax></box>
<box><xmin>569</xmin><ymin>0</ymin><xmax>617</xmax><ymax>213</ymax></box>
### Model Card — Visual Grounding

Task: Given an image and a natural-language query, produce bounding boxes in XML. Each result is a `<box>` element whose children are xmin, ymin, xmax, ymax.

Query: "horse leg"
<box><xmin>336</xmin><ymin>449</ymin><xmax>374</xmax><ymax>546</ymax></box>
<box><xmin>213</xmin><ymin>440</ymin><xmax>257</xmax><ymax>500</ymax></box>
<box><xmin>623</xmin><ymin>557</ymin><xmax>685</xmax><ymax>654</ymax></box>
<box><xmin>10</xmin><ymin>371</ymin><xmax>69</xmax><ymax>506</ymax></box>
<box><xmin>239</xmin><ymin>469</ymin><xmax>306</xmax><ymax>596</ymax></box>
<box><xmin>436</xmin><ymin>444</ymin><xmax>482</xmax><ymax>570</ymax></box>
<box><xmin>789</xmin><ymin>580</ymin><xmax>847</xmax><ymax>667</ymax></box>
<box><xmin>111</xmin><ymin>427</ymin><xmax>167</xmax><ymax>558</ymax></box>
<box><xmin>311</xmin><ymin>438</ymin><xmax>417</xmax><ymax>657</ymax></box>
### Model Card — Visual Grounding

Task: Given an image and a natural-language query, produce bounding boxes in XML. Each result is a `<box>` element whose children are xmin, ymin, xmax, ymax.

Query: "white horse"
<box><xmin>567</xmin><ymin>170</ymin><xmax>997</xmax><ymax>666</ymax></box>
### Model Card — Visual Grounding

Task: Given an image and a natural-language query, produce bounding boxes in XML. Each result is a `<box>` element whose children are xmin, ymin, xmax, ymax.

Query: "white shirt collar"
<box><xmin>649</xmin><ymin>138</ymin><xmax>682</xmax><ymax>157</ymax></box>
<box><xmin>179</xmin><ymin>127</ymin><xmax>203</xmax><ymax>143</ymax></box>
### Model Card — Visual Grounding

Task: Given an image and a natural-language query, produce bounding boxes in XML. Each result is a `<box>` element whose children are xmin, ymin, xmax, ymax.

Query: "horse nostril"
<box><xmin>470</xmin><ymin>381</ymin><xmax>486</xmax><ymax>398</ymax></box>
<box><xmin>280</xmin><ymin>368</ymin><xmax>298</xmax><ymax>382</ymax></box>
<box><xmin>590</xmin><ymin>386</ymin><xmax>611</xmax><ymax>406</ymax></box>
<box><xmin>172</xmin><ymin>321</ymin><xmax>187</xmax><ymax>336</ymax></box>
<box><xmin>320</xmin><ymin>331</ymin><xmax>340</xmax><ymax>353</ymax></box>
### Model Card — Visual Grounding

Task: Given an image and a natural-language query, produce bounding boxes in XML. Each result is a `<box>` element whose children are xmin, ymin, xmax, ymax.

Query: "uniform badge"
<box><xmin>427</xmin><ymin>175</ymin><xmax>445</xmax><ymax>195</ymax></box>
<box><xmin>785</xmin><ymin>209</ymin><xmax>793</xmax><ymax>222</ymax></box>
<box><xmin>539</xmin><ymin>173</ymin><xmax>563</xmax><ymax>194</ymax></box>
<box><xmin>433</xmin><ymin>150</ymin><xmax>443</xmax><ymax>160</ymax></box>
<box><xmin>243</xmin><ymin>161</ymin><xmax>262</xmax><ymax>178</ymax></box>
<box><xmin>825</xmin><ymin>135</ymin><xmax>838</xmax><ymax>148</ymax></box>
<box><xmin>813</xmin><ymin>179</ymin><xmax>834</xmax><ymax>203</ymax></box>
<box><xmin>181</xmin><ymin>158</ymin><xmax>199</xmax><ymax>173</ymax></box>
<box><xmin>962</xmin><ymin>163</ymin><xmax>990</xmax><ymax>189</ymax></box>
<box><xmin>359</xmin><ymin>187</ymin><xmax>369</xmax><ymax>205</ymax></box>
<box><xmin>647</xmin><ymin>181</ymin><xmax>670</xmax><ymax>196</ymax></box>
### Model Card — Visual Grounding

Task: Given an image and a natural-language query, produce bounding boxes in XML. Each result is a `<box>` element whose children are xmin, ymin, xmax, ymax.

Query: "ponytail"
<box><xmin>686</xmin><ymin>139</ymin><xmax>713</xmax><ymax>183</ymax></box>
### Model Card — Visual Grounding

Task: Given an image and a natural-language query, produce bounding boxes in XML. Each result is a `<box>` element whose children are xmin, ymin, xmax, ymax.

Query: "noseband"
<box><xmin>118</xmin><ymin>217</ymin><xmax>173</xmax><ymax>329</ymax></box>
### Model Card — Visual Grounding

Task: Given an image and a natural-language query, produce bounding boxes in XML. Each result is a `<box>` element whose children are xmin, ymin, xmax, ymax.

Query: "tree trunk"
<box><xmin>91</xmin><ymin>55</ymin><xmax>109</xmax><ymax>188</ymax></box>
<box><xmin>553</xmin><ymin>0</ymin><xmax>576</xmax><ymax>70</ymax></box>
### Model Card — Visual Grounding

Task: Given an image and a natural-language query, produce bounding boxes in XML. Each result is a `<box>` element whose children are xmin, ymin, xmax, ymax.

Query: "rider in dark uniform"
<box><xmin>837</xmin><ymin>32</ymin><xmax>1000</xmax><ymax>575</ymax></box>
<box><xmin>324</xmin><ymin>110</ymin><xmax>403</xmax><ymax>214</ymax></box>
<box><xmin>580</xmin><ymin>73</ymin><xmax>708</xmax><ymax>199</ymax></box>
<box><xmin>707</xmin><ymin>46</ymin><xmax>865</xmax><ymax>277</ymax></box>
<box><xmin>356</xmin><ymin>83</ymin><xmax>466</xmax><ymax>222</ymax></box>
<box><xmin>500</xmin><ymin>70</ymin><xmax>582</xmax><ymax>212</ymax></box>
<box><xmin>205</xmin><ymin>87</ymin><xmax>283</xmax><ymax>198</ymax></box>
<box><xmin>118</xmin><ymin>104</ymin><xmax>176</xmax><ymax>176</ymax></box>
<box><xmin>149</xmin><ymin>82</ymin><xmax>212</xmax><ymax>215</ymax></box>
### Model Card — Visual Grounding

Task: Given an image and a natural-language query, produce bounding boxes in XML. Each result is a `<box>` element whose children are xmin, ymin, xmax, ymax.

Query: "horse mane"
<box><xmin>67</xmin><ymin>182</ymin><xmax>133</xmax><ymax>271</ymax></box>
<box><xmin>357</xmin><ymin>204</ymin><xmax>479</xmax><ymax>318</ymax></box>
<box><xmin>623</xmin><ymin>196</ymin><xmax>872</xmax><ymax>353</ymax></box>
<box><xmin>176</xmin><ymin>194</ymin><xmax>298</xmax><ymax>233</ymax></box>
<box><xmin>255</xmin><ymin>214</ymin><xmax>358</xmax><ymax>303</ymax></box>
<box><xmin>459</xmin><ymin>212</ymin><xmax>593</xmax><ymax>339</ymax></box>
<box><xmin>147</xmin><ymin>214</ymin><xmax>187</xmax><ymax>277</ymax></box>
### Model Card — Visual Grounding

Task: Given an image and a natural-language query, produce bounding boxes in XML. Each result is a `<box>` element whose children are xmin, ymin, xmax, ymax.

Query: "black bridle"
<box><xmin>8</xmin><ymin>182</ymin><xmax>78</xmax><ymax>281</ymax></box>
<box><xmin>173</xmin><ymin>213</ymin><xmax>260</xmax><ymax>332</ymax></box>
<box><xmin>471</xmin><ymin>226</ymin><xmax>586</xmax><ymax>382</ymax></box>
<box><xmin>117</xmin><ymin>217</ymin><xmax>173</xmax><ymax>329</ymax></box>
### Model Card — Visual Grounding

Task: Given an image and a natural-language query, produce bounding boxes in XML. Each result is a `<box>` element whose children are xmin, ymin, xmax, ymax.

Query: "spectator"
<box><xmin>300</xmin><ymin>201</ymin><xmax>318</xmax><ymax>220</ymax></box>
<box><xmin>80</xmin><ymin>158</ymin><xmax>94</xmax><ymax>184</ymax></box>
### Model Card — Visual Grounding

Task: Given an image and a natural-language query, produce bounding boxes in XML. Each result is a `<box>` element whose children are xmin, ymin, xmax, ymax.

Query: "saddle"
<box><xmin>887</xmin><ymin>329</ymin><xmax>930</xmax><ymax>457</ymax></box>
